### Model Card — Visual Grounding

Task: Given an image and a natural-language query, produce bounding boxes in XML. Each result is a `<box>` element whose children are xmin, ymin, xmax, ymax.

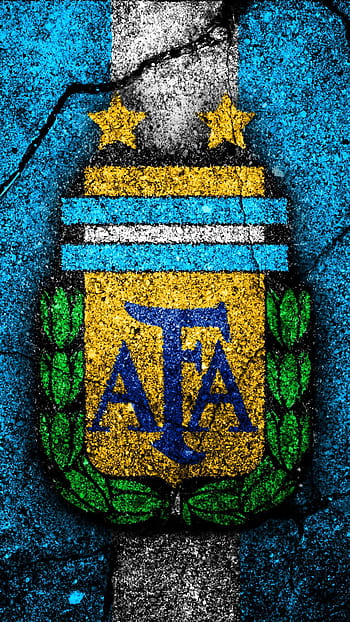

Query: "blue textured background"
<box><xmin>239</xmin><ymin>2</ymin><xmax>350</xmax><ymax>620</ymax></box>
<box><xmin>0</xmin><ymin>1</ymin><xmax>349</xmax><ymax>620</ymax></box>
<box><xmin>0</xmin><ymin>2</ymin><xmax>112</xmax><ymax>620</ymax></box>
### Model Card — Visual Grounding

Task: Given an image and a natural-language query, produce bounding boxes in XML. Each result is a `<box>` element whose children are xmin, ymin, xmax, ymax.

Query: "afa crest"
<box><xmin>38</xmin><ymin>94</ymin><xmax>312</xmax><ymax>527</ymax></box>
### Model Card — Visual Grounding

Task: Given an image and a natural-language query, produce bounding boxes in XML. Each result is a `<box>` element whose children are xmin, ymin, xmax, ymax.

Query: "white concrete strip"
<box><xmin>111</xmin><ymin>1</ymin><xmax>225</xmax><ymax>80</ymax></box>
<box><xmin>84</xmin><ymin>223</ymin><xmax>265</xmax><ymax>245</ymax></box>
<box><xmin>111</xmin><ymin>2</ymin><xmax>238</xmax><ymax>156</ymax></box>
<box><xmin>111</xmin><ymin>3</ymin><xmax>241</xmax><ymax>622</ymax></box>
<box><xmin>113</xmin><ymin>532</ymin><xmax>240</xmax><ymax>622</ymax></box>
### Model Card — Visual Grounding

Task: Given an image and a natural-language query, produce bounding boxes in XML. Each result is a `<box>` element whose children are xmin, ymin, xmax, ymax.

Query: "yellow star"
<box><xmin>198</xmin><ymin>93</ymin><xmax>255</xmax><ymax>150</ymax></box>
<box><xmin>88</xmin><ymin>94</ymin><xmax>146</xmax><ymax>150</ymax></box>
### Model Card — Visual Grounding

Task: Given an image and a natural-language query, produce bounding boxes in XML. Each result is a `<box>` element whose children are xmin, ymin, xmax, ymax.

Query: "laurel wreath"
<box><xmin>38</xmin><ymin>285</ymin><xmax>312</xmax><ymax>527</ymax></box>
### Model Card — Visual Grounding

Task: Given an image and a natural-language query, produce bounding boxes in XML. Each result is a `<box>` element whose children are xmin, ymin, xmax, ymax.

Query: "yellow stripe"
<box><xmin>84</xmin><ymin>166</ymin><xmax>265</xmax><ymax>197</ymax></box>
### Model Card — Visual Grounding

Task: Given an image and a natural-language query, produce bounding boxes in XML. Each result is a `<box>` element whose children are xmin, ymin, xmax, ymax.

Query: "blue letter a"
<box><xmin>89</xmin><ymin>341</ymin><xmax>160</xmax><ymax>433</ymax></box>
<box><xmin>189</xmin><ymin>341</ymin><xmax>257</xmax><ymax>433</ymax></box>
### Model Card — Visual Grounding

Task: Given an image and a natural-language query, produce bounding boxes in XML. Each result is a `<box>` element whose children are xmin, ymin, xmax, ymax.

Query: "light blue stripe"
<box><xmin>61</xmin><ymin>244</ymin><xmax>289</xmax><ymax>272</ymax></box>
<box><xmin>61</xmin><ymin>197</ymin><xmax>288</xmax><ymax>225</ymax></box>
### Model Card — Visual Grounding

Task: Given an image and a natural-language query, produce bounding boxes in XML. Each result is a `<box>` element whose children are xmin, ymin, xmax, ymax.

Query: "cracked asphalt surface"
<box><xmin>1</xmin><ymin>1</ymin><xmax>349</xmax><ymax>621</ymax></box>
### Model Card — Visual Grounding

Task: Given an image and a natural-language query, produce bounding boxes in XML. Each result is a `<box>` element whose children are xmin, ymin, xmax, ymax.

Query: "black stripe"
<box><xmin>61</xmin><ymin>224</ymin><xmax>85</xmax><ymax>245</ymax></box>
<box><xmin>264</xmin><ymin>224</ymin><xmax>290</xmax><ymax>245</ymax></box>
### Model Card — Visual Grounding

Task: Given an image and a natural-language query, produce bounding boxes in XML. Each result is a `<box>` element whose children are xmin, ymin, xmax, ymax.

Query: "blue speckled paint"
<box><xmin>0</xmin><ymin>2</ymin><xmax>112</xmax><ymax>621</ymax></box>
<box><xmin>239</xmin><ymin>2</ymin><xmax>350</xmax><ymax>620</ymax></box>
<box><xmin>61</xmin><ymin>196</ymin><xmax>289</xmax><ymax>224</ymax></box>
<box><xmin>69</xmin><ymin>590</ymin><xmax>85</xmax><ymax>605</ymax></box>
<box><xmin>61</xmin><ymin>242</ymin><xmax>289</xmax><ymax>272</ymax></box>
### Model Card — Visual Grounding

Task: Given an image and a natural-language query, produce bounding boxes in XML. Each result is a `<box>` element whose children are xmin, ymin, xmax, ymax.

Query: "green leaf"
<box><xmin>109</xmin><ymin>480</ymin><xmax>170</xmax><ymax>522</ymax></box>
<box><xmin>241</xmin><ymin>457</ymin><xmax>274</xmax><ymax>497</ymax></box>
<box><xmin>39</xmin><ymin>413</ymin><xmax>52</xmax><ymax>461</ymax></box>
<box><xmin>266</xmin><ymin>291</ymin><xmax>281</xmax><ymax>344</ymax></box>
<box><xmin>280</xmin><ymin>353</ymin><xmax>299</xmax><ymax>409</ymax></box>
<box><xmin>298</xmin><ymin>290</ymin><xmax>311</xmax><ymax>340</ymax></box>
<box><xmin>40</xmin><ymin>352</ymin><xmax>52</xmax><ymax>401</ymax></box>
<box><xmin>52</xmin><ymin>288</ymin><xmax>70</xmax><ymax>349</ymax></box>
<box><xmin>54</xmin><ymin>481</ymin><xmax>94</xmax><ymax>513</ymax></box>
<box><xmin>300</xmin><ymin>410</ymin><xmax>312</xmax><ymax>457</ymax></box>
<box><xmin>187</xmin><ymin>480</ymin><xmax>244</xmax><ymax>525</ymax></box>
<box><xmin>40</xmin><ymin>292</ymin><xmax>52</xmax><ymax>342</ymax></box>
<box><xmin>64</xmin><ymin>468</ymin><xmax>109</xmax><ymax>513</ymax></box>
<box><xmin>181</xmin><ymin>500</ymin><xmax>192</xmax><ymax>526</ymax></box>
<box><xmin>267</xmin><ymin>352</ymin><xmax>282</xmax><ymax>404</ymax></box>
<box><xmin>189</xmin><ymin>491</ymin><xmax>241</xmax><ymax>513</ymax></box>
<box><xmin>271</xmin><ymin>481</ymin><xmax>297</xmax><ymax>507</ymax></box>
<box><xmin>79</xmin><ymin>455</ymin><xmax>111</xmax><ymax>502</ymax></box>
<box><xmin>190</xmin><ymin>507</ymin><xmax>245</xmax><ymax>527</ymax></box>
<box><xmin>265</xmin><ymin>411</ymin><xmax>281</xmax><ymax>463</ymax></box>
<box><xmin>190</xmin><ymin>479</ymin><xmax>241</xmax><ymax>496</ymax></box>
<box><xmin>69</xmin><ymin>291</ymin><xmax>84</xmax><ymax>341</ymax></box>
<box><xmin>279</xmin><ymin>411</ymin><xmax>300</xmax><ymax>471</ymax></box>
<box><xmin>109</xmin><ymin>480</ymin><xmax>153</xmax><ymax>495</ymax></box>
<box><xmin>51</xmin><ymin>352</ymin><xmax>71</xmax><ymax>408</ymax></box>
<box><xmin>68</xmin><ymin>350</ymin><xmax>84</xmax><ymax>403</ymax></box>
<box><xmin>187</xmin><ymin>486</ymin><xmax>245</xmax><ymax>526</ymax></box>
<box><xmin>300</xmin><ymin>352</ymin><xmax>311</xmax><ymax>396</ymax></box>
<box><xmin>108</xmin><ymin>479</ymin><xmax>168</xmax><ymax>522</ymax></box>
<box><xmin>110</xmin><ymin>490</ymin><xmax>163</xmax><ymax>516</ymax></box>
<box><xmin>243</xmin><ymin>468</ymin><xmax>290</xmax><ymax>513</ymax></box>
<box><xmin>51</xmin><ymin>410</ymin><xmax>71</xmax><ymax>470</ymax></box>
<box><xmin>68</xmin><ymin>412</ymin><xmax>85</xmax><ymax>467</ymax></box>
<box><xmin>107</xmin><ymin>511</ymin><xmax>159</xmax><ymax>525</ymax></box>
<box><xmin>280</xmin><ymin>289</ymin><xmax>299</xmax><ymax>348</ymax></box>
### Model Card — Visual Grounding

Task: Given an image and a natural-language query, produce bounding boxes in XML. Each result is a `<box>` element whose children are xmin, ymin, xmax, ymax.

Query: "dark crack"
<box><xmin>218</xmin><ymin>1</ymin><xmax>240</xmax><ymax>35</ymax></box>
<box><xmin>3</xmin><ymin>544</ymin><xmax>114</xmax><ymax>621</ymax></box>
<box><xmin>101</xmin><ymin>538</ymin><xmax>121</xmax><ymax>622</ymax></box>
<box><xmin>320</xmin><ymin>0</ymin><xmax>350</xmax><ymax>44</ymax></box>
<box><xmin>0</xmin><ymin>18</ymin><xmax>230</xmax><ymax>201</ymax></box>
<box><xmin>222</xmin><ymin>1</ymin><xmax>253</xmax><ymax>22</ymax></box>
<box><xmin>277</xmin><ymin>488</ymin><xmax>350</xmax><ymax>539</ymax></box>
<box><xmin>0</xmin><ymin>349</ymin><xmax>36</xmax><ymax>362</ymax></box>
<box><xmin>0</xmin><ymin>348</ymin><xmax>133</xmax><ymax>393</ymax></box>
<box><xmin>3</xmin><ymin>545</ymin><xmax>110</xmax><ymax>569</ymax></box>
<box><xmin>2</xmin><ymin>0</ymin><xmax>347</xmax><ymax>200</ymax></box>
<box><xmin>301</xmin><ymin>221</ymin><xmax>350</xmax><ymax>278</ymax></box>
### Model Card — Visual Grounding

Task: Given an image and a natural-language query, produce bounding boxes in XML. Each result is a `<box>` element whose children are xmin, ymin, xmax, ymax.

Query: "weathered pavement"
<box><xmin>1</xmin><ymin>1</ymin><xmax>349</xmax><ymax>621</ymax></box>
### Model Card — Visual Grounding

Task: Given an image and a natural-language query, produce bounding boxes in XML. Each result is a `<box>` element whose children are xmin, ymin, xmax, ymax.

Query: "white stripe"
<box><xmin>84</xmin><ymin>224</ymin><xmax>265</xmax><ymax>244</ymax></box>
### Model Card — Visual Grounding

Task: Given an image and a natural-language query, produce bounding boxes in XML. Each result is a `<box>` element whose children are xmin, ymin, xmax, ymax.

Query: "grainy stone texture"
<box><xmin>113</xmin><ymin>533</ymin><xmax>240</xmax><ymax>622</ymax></box>
<box><xmin>1</xmin><ymin>1</ymin><xmax>350</xmax><ymax>621</ymax></box>
<box><xmin>111</xmin><ymin>1</ymin><xmax>225</xmax><ymax>80</ymax></box>
<box><xmin>112</xmin><ymin>1</ymin><xmax>238</xmax><ymax>156</ymax></box>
